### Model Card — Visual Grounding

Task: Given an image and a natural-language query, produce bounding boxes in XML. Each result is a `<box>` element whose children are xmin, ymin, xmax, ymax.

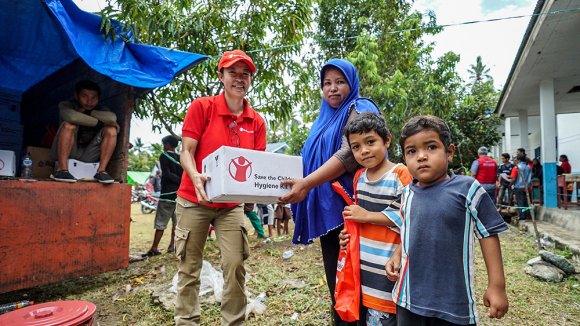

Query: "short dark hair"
<box><xmin>517</xmin><ymin>147</ymin><xmax>526</xmax><ymax>154</ymax></box>
<box><xmin>516</xmin><ymin>154</ymin><xmax>527</xmax><ymax>162</ymax></box>
<box><xmin>75</xmin><ymin>80</ymin><xmax>101</xmax><ymax>96</ymax></box>
<box><xmin>400</xmin><ymin>115</ymin><xmax>452</xmax><ymax>151</ymax></box>
<box><xmin>162</xmin><ymin>135</ymin><xmax>179</xmax><ymax>148</ymax></box>
<box><xmin>501</xmin><ymin>153</ymin><xmax>511</xmax><ymax>160</ymax></box>
<box><xmin>560</xmin><ymin>154</ymin><xmax>569</xmax><ymax>161</ymax></box>
<box><xmin>344</xmin><ymin>113</ymin><xmax>390</xmax><ymax>145</ymax></box>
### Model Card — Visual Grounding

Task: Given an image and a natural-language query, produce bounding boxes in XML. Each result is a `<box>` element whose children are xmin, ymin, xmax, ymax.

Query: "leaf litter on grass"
<box><xmin>1</xmin><ymin>205</ymin><xmax>578</xmax><ymax>325</ymax></box>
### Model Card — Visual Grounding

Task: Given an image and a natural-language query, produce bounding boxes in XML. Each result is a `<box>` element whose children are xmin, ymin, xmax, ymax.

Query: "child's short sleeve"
<box><xmin>467</xmin><ymin>180</ymin><xmax>508</xmax><ymax>239</ymax></box>
<box><xmin>380</xmin><ymin>165</ymin><xmax>413</xmax><ymax>229</ymax></box>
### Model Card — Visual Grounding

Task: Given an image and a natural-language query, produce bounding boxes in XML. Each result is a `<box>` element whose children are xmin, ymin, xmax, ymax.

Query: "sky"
<box><xmin>73</xmin><ymin>0</ymin><xmax>538</xmax><ymax>147</ymax></box>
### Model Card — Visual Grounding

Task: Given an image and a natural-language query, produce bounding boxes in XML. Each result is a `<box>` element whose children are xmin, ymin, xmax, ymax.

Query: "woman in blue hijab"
<box><xmin>280</xmin><ymin>58</ymin><xmax>380</xmax><ymax>325</ymax></box>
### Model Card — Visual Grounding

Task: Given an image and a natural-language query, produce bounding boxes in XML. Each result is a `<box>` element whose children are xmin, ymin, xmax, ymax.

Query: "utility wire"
<box><xmin>215</xmin><ymin>7</ymin><xmax>580</xmax><ymax>58</ymax></box>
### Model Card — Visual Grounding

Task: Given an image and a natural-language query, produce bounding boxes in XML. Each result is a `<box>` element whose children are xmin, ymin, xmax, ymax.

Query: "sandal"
<box><xmin>141</xmin><ymin>249</ymin><xmax>161</xmax><ymax>258</ymax></box>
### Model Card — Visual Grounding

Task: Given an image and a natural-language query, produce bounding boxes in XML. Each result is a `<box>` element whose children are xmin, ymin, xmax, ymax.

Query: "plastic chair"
<box><xmin>557</xmin><ymin>175</ymin><xmax>568</xmax><ymax>209</ymax></box>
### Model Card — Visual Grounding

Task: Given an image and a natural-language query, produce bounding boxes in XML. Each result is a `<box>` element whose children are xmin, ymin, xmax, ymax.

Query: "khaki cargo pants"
<box><xmin>174</xmin><ymin>196</ymin><xmax>249</xmax><ymax>326</ymax></box>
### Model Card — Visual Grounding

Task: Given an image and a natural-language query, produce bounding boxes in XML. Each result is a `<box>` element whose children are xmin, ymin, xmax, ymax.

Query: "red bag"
<box><xmin>330</xmin><ymin>171</ymin><xmax>363</xmax><ymax>322</ymax></box>
<box><xmin>333</xmin><ymin>218</ymin><xmax>360</xmax><ymax>321</ymax></box>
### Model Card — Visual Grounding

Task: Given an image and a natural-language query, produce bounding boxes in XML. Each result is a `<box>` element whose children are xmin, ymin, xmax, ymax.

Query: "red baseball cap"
<box><xmin>218</xmin><ymin>50</ymin><xmax>256</xmax><ymax>74</ymax></box>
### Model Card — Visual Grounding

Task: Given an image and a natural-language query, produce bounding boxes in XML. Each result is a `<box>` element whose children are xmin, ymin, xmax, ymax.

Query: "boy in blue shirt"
<box><xmin>386</xmin><ymin>115</ymin><xmax>509</xmax><ymax>325</ymax></box>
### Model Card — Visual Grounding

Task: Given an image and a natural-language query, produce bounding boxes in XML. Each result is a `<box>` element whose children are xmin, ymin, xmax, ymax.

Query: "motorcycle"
<box><xmin>140</xmin><ymin>192</ymin><xmax>159</xmax><ymax>214</ymax></box>
<box><xmin>131</xmin><ymin>187</ymin><xmax>148</xmax><ymax>203</ymax></box>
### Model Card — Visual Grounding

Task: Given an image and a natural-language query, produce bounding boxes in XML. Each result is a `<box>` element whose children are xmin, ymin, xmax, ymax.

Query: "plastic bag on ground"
<box><xmin>169</xmin><ymin>260</ymin><xmax>225</xmax><ymax>302</ymax></box>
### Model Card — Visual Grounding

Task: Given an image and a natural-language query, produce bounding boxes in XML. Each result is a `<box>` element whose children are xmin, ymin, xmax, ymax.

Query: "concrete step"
<box><xmin>519</xmin><ymin>220</ymin><xmax>580</xmax><ymax>262</ymax></box>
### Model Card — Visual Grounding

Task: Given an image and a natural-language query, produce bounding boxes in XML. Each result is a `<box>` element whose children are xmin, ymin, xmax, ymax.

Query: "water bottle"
<box><xmin>282</xmin><ymin>249</ymin><xmax>294</xmax><ymax>260</ymax></box>
<box><xmin>21</xmin><ymin>152</ymin><xmax>33</xmax><ymax>178</ymax></box>
<box><xmin>252</xmin><ymin>292</ymin><xmax>267</xmax><ymax>315</ymax></box>
<box><xmin>0</xmin><ymin>300</ymin><xmax>34</xmax><ymax>313</ymax></box>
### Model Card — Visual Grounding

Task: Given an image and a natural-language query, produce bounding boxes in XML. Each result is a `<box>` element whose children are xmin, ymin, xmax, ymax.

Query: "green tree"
<box><xmin>310</xmin><ymin>0</ymin><xmax>462</xmax><ymax>161</ymax></box>
<box><xmin>132</xmin><ymin>137</ymin><xmax>145</xmax><ymax>155</ymax></box>
<box><xmin>449</xmin><ymin>57</ymin><xmax>501</xmax><ymax>167</ymax></box>
<box><xmin>127</xmin><ymin>141</ymin><xmax>163</xmax><ymax>171</ymax></box>
<box><xmin>467</xmin><ymin>55</ymin><xmax>492</xmax><ymax>87</ymax></box>
<box><xmin>100</xmin><ymin>0</ymin><xmax>315</xmax><ymax>135</ymax></box>
<box><xmin>128</xmin><ymin>150</ymin><xmax>154</xmax><ymax>171</ymax></box>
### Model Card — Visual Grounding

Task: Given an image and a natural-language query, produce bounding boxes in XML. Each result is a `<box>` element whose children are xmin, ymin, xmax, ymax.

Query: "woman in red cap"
<box><xmin>173</xmin><ymin>50</ymin><xmax>266</xmax><ymax>326</ymax></box>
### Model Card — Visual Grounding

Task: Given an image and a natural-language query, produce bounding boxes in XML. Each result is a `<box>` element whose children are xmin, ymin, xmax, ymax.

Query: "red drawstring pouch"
<box><xmin>330</xmin><ymin>176</ymin><xmax>362</xmax><ymax>322</ymax></box>
<box><xmin>334</xmin><ymin>218</ymin><xmax>360</xmax><ymax>321</ymax></box>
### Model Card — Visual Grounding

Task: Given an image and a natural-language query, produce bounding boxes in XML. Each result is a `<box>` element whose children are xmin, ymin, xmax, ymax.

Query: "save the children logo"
<box><xmin>229</xmin><ymin>156</ymin><xmax>252</xmax><ymax>182</ymax></box>
<box><xmin>0</xmin><ymin>159</ymin><xmax>4</xmax><ymax>170</ymax></box>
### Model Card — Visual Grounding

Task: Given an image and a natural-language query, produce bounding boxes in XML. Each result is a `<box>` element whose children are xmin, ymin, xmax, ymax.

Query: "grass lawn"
<box><xmin>1</xmin><ymin>203</ymin><xmax>578</xmax><ymax>325</ymax></box>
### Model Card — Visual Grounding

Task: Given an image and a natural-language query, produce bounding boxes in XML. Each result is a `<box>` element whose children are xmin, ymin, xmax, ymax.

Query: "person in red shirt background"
<box><xmin>173</xmin><ymin>50</ymin><xmax>266</xmax><ymax>326</ymax></box>
<box><xmin>559</xmin><ymin>154</ymin><xmax>572</xmax><ymax>174</ymax></box>
<box><xmin>559</xmin><ymin>154</ymin><xmax>573</xmax><ymax>203</ymax></box>
<box><xmin>470</xmin><ymin>146</ymin><xmax>498</xmax><ymax>204</ymax></box>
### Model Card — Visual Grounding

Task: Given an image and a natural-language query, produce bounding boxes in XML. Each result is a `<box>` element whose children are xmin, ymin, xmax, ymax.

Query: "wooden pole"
<box><xmin>518</xmin><ymin>169</ymin><xmax>542</xmax><ymax>250</ymax></box>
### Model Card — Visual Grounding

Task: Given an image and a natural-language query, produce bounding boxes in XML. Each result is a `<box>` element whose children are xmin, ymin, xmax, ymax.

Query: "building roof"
<box><xmin>496</xmin><ymin>0</ymin><xmax>580</xmax><ymax>117</ymax></box>
<box><xmin>266</xmin><ymin>142</ymin><xmax>289</xmax><ymax>153</ymax></box>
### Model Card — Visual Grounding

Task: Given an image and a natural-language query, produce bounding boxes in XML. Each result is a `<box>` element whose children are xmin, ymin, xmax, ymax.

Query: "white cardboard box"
<box><xmin>62</xmin><ymin>159</ymin><xmax>100</xmax><ymax>180</ymax></box>
<box><xmin>0</xmin><ymin>150</ymin><xmax>15</xmax><ymax>176</ymax></box>
<box><xmin>202</xmin><ymin>146</ymin><xmax>303</xmax><ymax>203</ymax></box>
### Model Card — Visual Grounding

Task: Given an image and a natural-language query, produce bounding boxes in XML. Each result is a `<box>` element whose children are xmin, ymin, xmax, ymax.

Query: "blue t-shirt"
<box><xmin>392</xmin><ymin>174</ymin><xmax>508</xmax><ymax>325</ymax></box>
<box><xmin>497</xmin><ymin>163</ymin><xmax>514</xmax><ymax>187</ymax></box>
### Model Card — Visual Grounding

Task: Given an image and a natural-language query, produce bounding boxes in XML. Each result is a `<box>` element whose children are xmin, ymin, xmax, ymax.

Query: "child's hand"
<box><xmin>343</xmin><ymin>205</ymin><xmax>368</xmax><ymax>222</ymax></box>
<box><xmin>339</xmin><ymin>228</ymin><xmax>350</xmax><ymax>250</ymax></box>
<box><xmin>483</xmin><ymin>285</ymin><xmax>508</xmax><ymax>319</ymax></box>
<box><xmin>385</xmin><ymin>249</ymin><xmax>401</xmax><ymax>282</ymax></box>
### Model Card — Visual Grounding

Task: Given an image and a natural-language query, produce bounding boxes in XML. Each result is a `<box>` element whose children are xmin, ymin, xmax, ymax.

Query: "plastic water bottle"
<box><xmin>0</xmin><ymin>300</ymin><xmax>34</xmax><ymax>313</ymax></box>
<box><xmin>282</xmin><ymin>249</ymin><xmax>294</xmax><ymax>260</ymax></box>
<box><xmin>252</xmin><ymin>292</ymin><xmax>267</xmax><ymax>315</ymax></box>
<box><xmin>21</xmin><ymin>152</ymin><xmax>33</xmax><ymax>178</ymax></box>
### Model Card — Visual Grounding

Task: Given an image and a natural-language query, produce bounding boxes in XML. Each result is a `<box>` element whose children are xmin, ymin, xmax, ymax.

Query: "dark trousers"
<box><xmin>514</xmin><ymin>188</ymin><xmax>530</xmax><ymax>220</ymax></box>
<box><xmin>320</xmin><ymin>227</ymin><xmax>366</xmax><ymax>325</ymax></box>
<box><xmin>497</xmin><ymin>184</ymin><xmax>512</xmax><ymax>207</ymax></box>
<box><xmin>484</xmin><ymin>187</ymin><xmax>496</xmax><ymax>205</ymax></box>
<box><xmin>396</xmin><ymin>306</ymin><xmax>475</xmax><ymax>326</ymax></box>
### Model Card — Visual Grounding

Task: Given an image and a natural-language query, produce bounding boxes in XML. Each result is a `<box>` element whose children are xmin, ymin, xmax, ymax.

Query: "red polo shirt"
<box><xmin>177</xmin><ymin>93</ymin><xmax>267</xmax><ymax>208</ymax></box>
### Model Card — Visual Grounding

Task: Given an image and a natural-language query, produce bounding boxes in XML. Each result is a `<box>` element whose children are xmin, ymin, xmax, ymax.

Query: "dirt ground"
<box><xmin>1</xmin><ymin>203</ymin><xmax>579</xmax><ymax>325</ymax></box>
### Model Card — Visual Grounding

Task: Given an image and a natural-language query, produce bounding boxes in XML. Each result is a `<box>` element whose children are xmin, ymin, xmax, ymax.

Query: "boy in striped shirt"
<box><xmin>341</xmin><ymin>113</ymin><xmax>412</xmax><ymax>325</ymax></box>
<box><xmin>386</xmin><ymin>115</ymin><xmax>508</xmax><ymax>325</ymax></box>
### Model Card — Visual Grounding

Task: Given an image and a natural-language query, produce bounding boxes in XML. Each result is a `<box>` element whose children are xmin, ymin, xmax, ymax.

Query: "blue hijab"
<box><xmin>292</xmin><ymin>59</ymin><xmax>380</xmax><ymax>244</ymax></box>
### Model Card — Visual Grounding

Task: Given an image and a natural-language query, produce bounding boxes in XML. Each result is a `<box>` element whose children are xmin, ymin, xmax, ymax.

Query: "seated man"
<box><xmin>50</xmin><ymin>80</ymin><xmax>118</xmax><ymax>183</ymax></box>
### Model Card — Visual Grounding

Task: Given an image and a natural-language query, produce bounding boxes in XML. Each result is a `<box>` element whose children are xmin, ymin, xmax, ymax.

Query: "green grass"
<box><xmin>474</xmin><ymin>228</ymin><xmax>580</xmax><ymax>325</ymax></box>
<box><xmin>1</xmin><ymin>204</ymin><xmax>578</xmax><ymax>325</ymax></box>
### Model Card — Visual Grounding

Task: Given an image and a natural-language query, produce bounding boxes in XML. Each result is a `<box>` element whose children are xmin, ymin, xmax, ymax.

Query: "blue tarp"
<box><xmin>0</xmin><ymin>0</ymin><xmax>209</xmax><ymax>94</ymax></box>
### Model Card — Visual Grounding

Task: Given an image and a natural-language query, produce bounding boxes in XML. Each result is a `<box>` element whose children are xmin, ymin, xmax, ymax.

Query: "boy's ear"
<box><xmin>446</xmin><ymin>144</ymin><xmax>456</xmax><ymax>161</ymax></box>
<box><xmin>384</xmin><ymin>135</ymin><xmax>392</xmax><ymax>148</ymax></box>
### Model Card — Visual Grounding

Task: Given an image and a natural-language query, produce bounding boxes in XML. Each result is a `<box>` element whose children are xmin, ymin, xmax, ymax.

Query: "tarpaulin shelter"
<box><xmin>127</xmin><ymin>170</ymin><xmax>151</xmax><ymax>186</ymax></box>
<box><xmin>0</xmin><ymin>0</ymin><xmax>208</xmax><ymax>294</ymax></box>
<box><xmin>1</xmin><ymin>0</ymin><xmax>208</xmax><ymax>94</ymax></box>
<box><xmin>0</xmin><ymin>0</ymin><xmax>208</xmax><ymax>166</ymax></box>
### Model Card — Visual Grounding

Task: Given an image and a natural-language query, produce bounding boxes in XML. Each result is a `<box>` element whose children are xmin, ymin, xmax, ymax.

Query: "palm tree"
<box><xmin>468</xmin><ymin>56</ymin><xmax>492</xmax><ymax>86</ymax></box>
<box><xmin>133</xmin><ymin>137</ymin><xmax>145</xmax><ymax>155</ymax></box>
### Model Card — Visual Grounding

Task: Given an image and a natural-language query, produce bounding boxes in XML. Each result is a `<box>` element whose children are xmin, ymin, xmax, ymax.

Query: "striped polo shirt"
<box><xmin>356</xmin><ymin>164</ymin><xmax>412</xmax><ymax>313</ymax></box>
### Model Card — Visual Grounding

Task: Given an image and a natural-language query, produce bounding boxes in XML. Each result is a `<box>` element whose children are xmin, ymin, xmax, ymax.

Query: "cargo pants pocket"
<box><xmin>174</xmin><ymin>226</ymin><xmax>190</xmax><ymax>262</ymax></box>
<box><xmin>241</xmin><ymin>224</ymin><xmax>250</xmax><ymax>261</ymax></box>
